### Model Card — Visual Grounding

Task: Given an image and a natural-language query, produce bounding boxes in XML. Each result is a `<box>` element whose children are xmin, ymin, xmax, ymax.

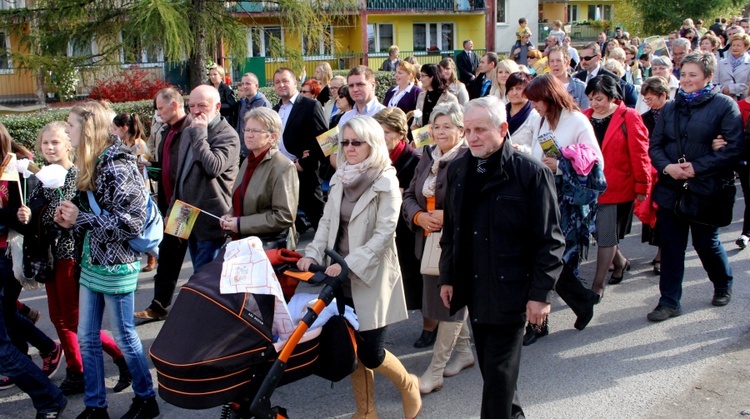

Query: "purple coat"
<box><xmin>383</xmin><ymin>85</ymin><xmax>422</xmax><ymax>114</ymax></box>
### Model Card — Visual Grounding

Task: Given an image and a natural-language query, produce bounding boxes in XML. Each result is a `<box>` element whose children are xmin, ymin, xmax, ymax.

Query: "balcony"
<box><xmin>537</xmin><ymin>22</ymin><xmax>604</xmax><ymax>44</ymax></box>
<box><xmin>366</xmin><ymin>0</ymin><xmax>485</xmax><ymax>12</ymax></box>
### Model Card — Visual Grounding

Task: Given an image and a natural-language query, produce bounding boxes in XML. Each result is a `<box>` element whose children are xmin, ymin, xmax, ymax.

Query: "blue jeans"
<box><xmin>657</xmin><ymin>208</ymin><xmax>733</xmax><ymax>309</ymax></box>
<box><xmin>79</xmin><ymin>285</ymin><xmax>155</xmax><ymax>408</ymax></box>
<box><xmin>188</xmin><ymin>236</ymin><xmax>224</xmax><ymax>273</ymax></box>
<box><xmin>0</xmin><ymin>253</ymin><xmax>66</xmax><ymax>413</ymax></box>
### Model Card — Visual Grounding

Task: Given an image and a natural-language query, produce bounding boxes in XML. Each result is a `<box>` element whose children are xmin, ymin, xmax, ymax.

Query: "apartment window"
<box><xmin>302</xmin><ymin>26</ymin><xmax>334</xmax><ymax>57</ymax></box>
<box><xmin>568</xmin><ymin>5</ymin><xmax>578</xmax><ymax>22</ymax></box>
<box><xmin>247</xmin><ymin>26</ymin><xmax>284</xmax><ymax>57</ymax></box>
<box><xmin>67</xmin><ymin>38</ymin><xmax>97</xmax><ymax>66</ymax></box>
<box><xmin>121</xmin><ymin>30</ymin><xmax>163</xmax><ymax>66</ymax></box>
<box><xmin>587</xmin><ymin>4</ymin><xmax>612</xmax><ymax>21</ymax></box>
<box><xmin>496</xmin><ymin>0</ymin><xmax>507</xmax><ymax>23</ymax></box>
<box><xmin>367</xmin><ymin>23</ymin><xmax>394</xmax><ymax>54</ymax></box>
<box><xmin>0</xmin><ymin>31</ymin><xmax>11</xmax><ymax>73</ymax></box>
<box><xmin>413</xmin><ymin>23</ymin><xmax>454</xmax><ymax>52</ymax></box>
<box><xmin>0</xmin><ymin>0</ymin><xmax>26</xmax><ymax>10</ymax></box>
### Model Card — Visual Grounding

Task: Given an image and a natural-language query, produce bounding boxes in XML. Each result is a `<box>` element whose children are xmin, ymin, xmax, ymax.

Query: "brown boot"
<box><xmin>350</xmin><ymin>362</ymin><xmax>377</xmax><ymax>419</ymax></box>
<box><xmin>142</xmin><ymin>254</ymin><xmax>157</xmax><ymax>272</ymax></box>
<box><xmin>374</xmin><ymin>351</ymin><xmax>421</xmax><ymax>419</ymax></box>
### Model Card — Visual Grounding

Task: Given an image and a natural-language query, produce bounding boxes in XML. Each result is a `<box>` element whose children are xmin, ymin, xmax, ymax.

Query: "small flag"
<box><xmin>316</xmin><ymin>126</ymin><xmax>340</xmax><ymax>157</ymax></box>
<box><xmin>164</xmin><ymin>200</ymin><xmax>202</xmax><ymax>239</ymax></box>
<box><xmin>0</xmin><ymin>153</ymin><xmax>19</xmax><ymax>182</ymax></box>
<box><xmin>412</xmin><ymin>126</ymin><xmax>434</xmax><ymax>149</ymax></box>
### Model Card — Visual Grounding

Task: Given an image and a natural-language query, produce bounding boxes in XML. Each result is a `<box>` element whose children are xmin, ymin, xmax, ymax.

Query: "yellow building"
<box><xmin>538</xmin><ymin>0</ymin><xmax>620</xmax><ymax>43</ymax></box>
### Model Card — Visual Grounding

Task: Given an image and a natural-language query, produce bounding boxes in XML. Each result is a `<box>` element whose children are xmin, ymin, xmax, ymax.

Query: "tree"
<box><xmin>630</xmin><ymin>0</ymin><xmax>743</xmax><ymax>35</ymax></box>
<box><xmin>0</xmin><ymin>0</ymin><xmax>357</xmax><ymax>98</ymax></box>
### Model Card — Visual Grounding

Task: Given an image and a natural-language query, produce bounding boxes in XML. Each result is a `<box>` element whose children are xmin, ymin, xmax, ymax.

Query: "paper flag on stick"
<box><xmin>0</xmin><ymin>153</ymin><xmax>19</xmax><ymax>182</ymax></box>
<box><xmin>316</xmin><ymin>126</ymin><xmax>340</xmax><ymax>157</ymax></box>
<box><xmin>165</xmin><ymin>200</ymin><xmax>202</xmax><ymax>239</ymax></box>
<box><xmin>35</xmin><ymin>164</ymin><xmax>69</xmax><ymax>189</ymax></box>
<box><xmin>412</xmin><ymin>126</ymin><xmax>434</xmax><ymax>149</ymax></box>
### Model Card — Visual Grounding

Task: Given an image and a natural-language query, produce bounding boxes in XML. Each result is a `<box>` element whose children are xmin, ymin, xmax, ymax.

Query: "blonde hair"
<box><xmin>316</xmin><ymin>62</ymin><xmax>333</xmax><ymax>85</ymax></box>
<box><xmin>491</xmin><ymin>59</ymin><xmax>520</xmax><ymax>99</ymax></box>
<box><xmin>336</xmin><ymin>116</ymin><xmax>390</xmax><ymax>171</ymax></box>
<box><xmin>70</xmin><ymin>101</ymin><xmax>114</xmax><ymax>191</ymax></box>
<box><xmin>209</xmin><ymin>65</ymin><xmax>226</xmax><ymax>78</ymax></box>
<box><xmin>36</xmin><ymin>121</ymin><xmax>73</xmax><ymax>162</ymax></box>
<box><xmin>604</xmin><ymin>59</ymin><xmax>625</xmax><ymax>77</ymax></box>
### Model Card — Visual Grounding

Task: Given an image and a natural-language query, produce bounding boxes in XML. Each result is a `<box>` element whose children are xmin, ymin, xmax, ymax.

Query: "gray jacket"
<box><xmin>171</xmin><ymin>115</ymin><xmax>239</xmax><ymax>241</ymax></box>
<box><xmin>567</xmin><ymin>77</ymin><xmax>590</xmax><ymax>110</ymax></box>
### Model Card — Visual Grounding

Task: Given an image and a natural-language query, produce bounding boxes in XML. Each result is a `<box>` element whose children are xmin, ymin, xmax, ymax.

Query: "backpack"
<box><xmin>87</xmin><ymin>190</ymin><xmax>163</xmax><ymax>257</ymax></box>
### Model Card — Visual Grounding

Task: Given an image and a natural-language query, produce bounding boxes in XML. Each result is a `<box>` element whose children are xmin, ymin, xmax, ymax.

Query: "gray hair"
<box><xmin>331</xmin><ymin>75</ymin><xmax>346</xmax><ymax>86</ymax></box>
<box><xmin>604</xmin><ymin>59</ymin><xmax>625</xmax><ymax>77</ymax></box>
<box><xmin>337</xmin><ymin>115</ymin><xmax>390</xmax><ymax>170</ymax></box>
<box><xmin>244</xmin><ymin>107</ymin><xmax>282</xmax><ymax>149</ymax></box>
<box><xmin>672</xmin><ymin>37</ymin><xmax>692</xmax><ymax>51</ymax></box>
<box><xmin>429</xmin><ymin>102</ymin><xmax>464</xmax><ymax>128</ymax></box>
<box><xmin>463</xmin><ymin>96</ymin><xmax>507</xmax><ymax>129</ymax></box>
<box><xmin>651</xmin><ymin>56</ymin><xmax>673</xmax><ymax>68</ymax></box>
<box><xmin>679</xmin><ymin>51</ymin><xmax>717</xmax><ymax>78</ymax></box>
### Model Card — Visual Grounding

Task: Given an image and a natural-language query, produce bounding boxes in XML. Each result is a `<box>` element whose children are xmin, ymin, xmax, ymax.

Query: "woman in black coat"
<box><xmin>647</xmin><ymin>52</ymin><xmax>745</xmax><ymax>322</ymax></box>
<box><xmin>209</xmin><ymin>65</ymin><xmax>238</xmax><ymax>127</ymax></box>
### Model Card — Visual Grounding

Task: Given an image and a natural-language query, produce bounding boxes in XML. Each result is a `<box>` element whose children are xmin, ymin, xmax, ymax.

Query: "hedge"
<box><xmin>0</xmin><ymin>71</ymin><xmax>398</xmax><ymax>157</ymax></box>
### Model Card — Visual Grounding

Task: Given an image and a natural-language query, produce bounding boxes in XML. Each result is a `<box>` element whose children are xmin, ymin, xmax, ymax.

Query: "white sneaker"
<box><xmin>736</xmin><ymin>235</ymin><xmax>749</xmax><ymax>249</ymax></box>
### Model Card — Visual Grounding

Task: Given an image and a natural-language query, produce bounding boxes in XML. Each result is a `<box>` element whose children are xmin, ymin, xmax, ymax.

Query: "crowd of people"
<box><xmin>1</xmin><ymin>14</ymin><xmax>749</xmax><ymax>419</ymax></box>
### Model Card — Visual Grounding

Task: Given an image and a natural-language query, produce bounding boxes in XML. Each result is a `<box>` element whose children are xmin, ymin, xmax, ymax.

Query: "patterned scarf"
<box><xmin>730</xmin><ymin>53</ymin><xmax>746</xmax><ymax>72</ymax></box>
<box><xmin>677</xmin><ymin>84</ymin><xmax>713</xmax><ymax>104</ymax></box>
<box><xmin>422</xmin><ymin>142</ymin><xmax>464</xmax><ymax>198</ymax></box>
<box><xmin>334</xmin><ymin>161</ymin><xmax>368</xmax><ymax>185</ymax></box>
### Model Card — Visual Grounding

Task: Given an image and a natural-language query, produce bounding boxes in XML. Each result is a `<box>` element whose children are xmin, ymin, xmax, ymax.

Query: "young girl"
<box><xmin>55</xmin><ymin>102</ymin><xmax>158</xmax><ymax>419</ymax></box>
<box><xmin>17</xmin><ymin>122</ymin><xmax>132</xmax><ymax>396</ymax></box>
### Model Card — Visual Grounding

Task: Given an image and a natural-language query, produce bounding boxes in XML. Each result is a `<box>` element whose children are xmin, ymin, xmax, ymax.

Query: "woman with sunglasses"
<box><xmin>411</xmin><ymin>64</ymin><xmax>458</xmax><ymax>129</ymax></box>
<box><xmin>298</xmin><ymin>115</ymin><xmax>420</xmax><ymax>418</ymax></box>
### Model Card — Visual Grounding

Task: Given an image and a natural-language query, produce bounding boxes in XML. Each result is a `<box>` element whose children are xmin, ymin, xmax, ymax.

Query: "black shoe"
<box><xmin>113</xmin><ymin>358</ymin><xmax>132</xmax><ymax>393</ymax></box>
<box><xmin>653</xmin><ymin>261</ymin><xmax>661</xmax><ymax>275</ymax></box>
<box><xmin>647</xmin><ymin>305</ymin><xmax>682</xmax><ymax>322</ymax></box>
<box><xmin>522</xmin><ymin>319</ymin><xmax>549</xmax><ymax>346</ymax></box>
<box><xmin>608</xmin><ymin>259</ymin><xmax>631</xmax><ymax>285</ymax></box>
<box><xmin>574</xmin><ymin>293</ymin><xmax>596</xmax><ymax>331</ymax></box>
<box><xmin>121</xmin><ymin>396</ymin><xmax>160</xmax><ymax>419</ymax></box>
<box><xmin>712</xmin><ymin>289</ymin><xmax>732</xmax><ymax>307</ymax></box>
<box><xmin>76</xmin><ymin>406</ymin><xmax>109</xmax><ymax>419</ymax></box>
<box><xmin>413</xmin><ymin>328</ymin><xmax>438</xmax><ymax>348</ymax></box>
<box><xmin>59</xmin><ymin>371</ymin><xmax>86</xmax><ymax>396</ymax></box>
<box><xmin>36</xmin><ymin>398</ymin><xmax>67</xmax><ymax>419</ymax></box>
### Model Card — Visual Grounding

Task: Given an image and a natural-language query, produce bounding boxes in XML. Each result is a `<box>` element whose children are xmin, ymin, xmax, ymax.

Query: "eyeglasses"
<box><xmin>340</xmin><ymin>140</ymin><xmax>365</xmax><ymax>147</ymax></box>
<box><xmin>581</xmin><ymin>55</ymin><xmax>598</xmax><ymax>61</ymax></box>
<box><xmin>301</xmin><ymin>90</ymin><xmax>311</xmax><ymax>94</ymax></box>
<box><xmin>244</xmin><ymin>128</ymin><xmax>269</xmax><ymax>135</ymax></box>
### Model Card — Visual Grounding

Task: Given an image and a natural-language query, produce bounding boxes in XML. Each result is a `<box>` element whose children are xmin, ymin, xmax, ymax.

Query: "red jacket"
<box><xmin>583</xmin><ymin>101</ymin><xmax>651</xmax><ymax>204</ymax></box>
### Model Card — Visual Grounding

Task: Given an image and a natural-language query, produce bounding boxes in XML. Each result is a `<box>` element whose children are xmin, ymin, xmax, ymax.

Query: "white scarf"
<box><xmin>422</xmin><ymin>142</ymin><xmax>463</xmax><ymax>198</ymax></box>
<box><xmin>334</xmin><ymin>161</ymin><xmax>368</xmax><ymax>185</ymax></box>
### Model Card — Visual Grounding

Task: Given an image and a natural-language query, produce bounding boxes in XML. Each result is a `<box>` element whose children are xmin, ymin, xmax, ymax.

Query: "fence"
<box><xmin>538</xmin><ymin>22</ymin><xmax>607</xmax><ymax>44</ymax></box>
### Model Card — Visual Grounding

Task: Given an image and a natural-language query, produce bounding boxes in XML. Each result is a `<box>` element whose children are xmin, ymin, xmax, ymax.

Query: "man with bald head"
<box><xmin>135</xmin><ymin>85</ymin><xmax>239</xmax><ymax>321</ymax></box>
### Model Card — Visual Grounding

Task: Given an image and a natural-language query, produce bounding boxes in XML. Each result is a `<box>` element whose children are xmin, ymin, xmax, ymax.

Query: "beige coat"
<box><xmin>304</xmin><ymin>165</ymin><xmax>408</xmax><ymax>331</ymax></box>
<box><xmin>230</xmin><ymin>148</ymin><xmax>299</xmax><ymax>249</ymax></box>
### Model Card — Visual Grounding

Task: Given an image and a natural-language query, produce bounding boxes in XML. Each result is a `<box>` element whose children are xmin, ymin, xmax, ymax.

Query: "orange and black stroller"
<box><xmin>149</xmin><ymin>247</ymin><xmax>356</xmax><ymax>418</ymax></box>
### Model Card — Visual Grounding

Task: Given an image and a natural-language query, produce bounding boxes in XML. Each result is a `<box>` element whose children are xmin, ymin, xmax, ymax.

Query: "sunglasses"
<box><xmin>341</xmin><ymin>140</ymin><xmax>365</xmax><ymax>147</ymax></box>
<box><xmin>581</xmin><ymin>55</ymin><xmax>598</xmax><ymax>61</ymax></box>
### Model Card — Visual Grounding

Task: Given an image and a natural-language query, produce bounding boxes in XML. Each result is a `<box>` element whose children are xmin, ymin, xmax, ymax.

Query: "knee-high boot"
<box><xmin>373</xmin><ymin>351</ymin><xmax>422</xmax><ymax>419</ymax></box>
<box><xmin>419</xmin><ymin>320</ymin><xmax>463</xmax><ymax>393</ymax></box>
<box><xmin>443</xmin><ymin>320</ymin><xmax>475</xmax><ymax>377</ymax></box>
<box><xmin>350</xmin><ymin>362</ymin><xmax>377</xmax><ymax>419</ymax></box>
<box><xmin>555</xmin><ymin>265</ymin><xmax>597</xmax><ymax>330</ymax></box>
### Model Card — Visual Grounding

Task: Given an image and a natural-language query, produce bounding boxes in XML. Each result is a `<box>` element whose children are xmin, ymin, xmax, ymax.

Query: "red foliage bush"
<box><xmin>88</xmin><ymin>69</ymin><xmax>174</xmax><ymax>103</ymax></box>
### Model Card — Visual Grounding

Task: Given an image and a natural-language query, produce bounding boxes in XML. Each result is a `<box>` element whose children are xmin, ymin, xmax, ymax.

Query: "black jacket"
<box><xmin>649</xmin><ymin>88</ymin><xmax>745</xmax><ymax>209</ymax></box>
<box><xmin>216</xmin><ymin>82</ymin><xmax>238</xmax><ymax>127</ymax></box>
<box><xmin>273</xmin><ymin>95</ymin><xmax>328</xmax><ymax>173</ymax></box>
<box><xmin>438</xmin><ymin>141</ymin><xmax>565</xmax><ymax>324</ymax></box>
<box><xmin>456</xmin><ymin>50</ymin><xmax>479</xmax><ymax>85</ymax></box>
<box><xmin>574</xmin><ymin>67</ymin><xmax>638</xmax><ymax>108</ymax></box>
<box><xmin>468</xmin><ymin>73</ymin><xmax>488</xmax><ymax>100</ymax></box>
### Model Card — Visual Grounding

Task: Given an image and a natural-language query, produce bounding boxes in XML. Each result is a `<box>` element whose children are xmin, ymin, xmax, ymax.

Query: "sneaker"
<box><xmin>712</xmin><ymin>288</ymin><xmax>732</xmax><ymax>306</ymax></box>
<box><xmin>121</xmin><ymin>396</ymin><xmax>160</xmax><ymax>419</ymax></box>
<box><xmin>647</xmin><ymin>305</ymin><xmax>682</xmax><ymax>322</ymax></box>
<box><xmin>736</xmin><ymin>235</ymin><xmax>749</xmax><ymax>249</ymax></box>
<box><xmin>36</xmin><ymin>398</ymin><xmax>67</xmax><ymax>419</ymax></box>
<box><xmin>0</xmin><ymin>376</ymin><xmax>15</xmax><ymax>390</ymax></box>
<box><xmin>76</xmin><ymin>406</ymin><xmax>109</xmax><ymax>419</ymax></box>
<box><xmin>41</xmin><ymin>343</ymin><xmax>63</xmax><ymax>379</ymax></box>
<box><xmin>59</xmin><ymin>371</ymin><xmax>86</xmax><ymax>396</ymax></box>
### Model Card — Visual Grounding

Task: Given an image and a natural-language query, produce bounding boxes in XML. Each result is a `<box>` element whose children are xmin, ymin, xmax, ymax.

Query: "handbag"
<box><xmin>420</xmin><ymin>231</ymin><xmax>442</xmax><ymax>276</ymax></box>
<box><xmin>314</xmin><ymin>314</ymin><xmax>358</xmax><ymax>382</ymax></box>
<box><xmin>87</xmin><ymin>190</ymin><xmax>164</xmax><ymax>256</ymax></box>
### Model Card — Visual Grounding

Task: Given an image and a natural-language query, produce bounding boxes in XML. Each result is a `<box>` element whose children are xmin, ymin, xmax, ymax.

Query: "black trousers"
<box><xmin>149</xmin><ymin>233</ymin><xmax>189</xmax><ymax>313</ymax></box>
<box><xmin>471</xmin><ymin>320</ymin><xmax>526</xmax><ymax>419</ymax></box>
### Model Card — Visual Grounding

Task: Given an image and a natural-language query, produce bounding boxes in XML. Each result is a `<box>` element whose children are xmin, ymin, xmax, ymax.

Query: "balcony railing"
<box><xmin>367</xmin><ymin>0</ymin><xmax>484</xmax><ymax>11</ymax></box>
<box><xmin>537</xmin><ymin>22</ymin><xmax>607</xmax><ymax>44</ymax></box>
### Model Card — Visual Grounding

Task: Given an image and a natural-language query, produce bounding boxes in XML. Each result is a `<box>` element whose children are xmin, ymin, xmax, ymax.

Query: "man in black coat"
<box><xmin>468</xmin><ymin>52</ymin><xmax>499</xmax><ymax>100</ymax></box>
<box><xmin>439</xmin><ymin>96</ymin><xmax>564</xmax><ymax>418</ymax></box>
<box><xmin>272</xmin><ymin>67</ymin><xmax>328</xmax><ymax>231</ymax></box>
<box><xmin>456</xmin><ymin>39</ymin><xmax>480</xmax><ymax>85</ymax></box>
<box><xmin>574</xmin><ymin>42</ymin><xmax>637</xmax><ymax>107</ymax></box>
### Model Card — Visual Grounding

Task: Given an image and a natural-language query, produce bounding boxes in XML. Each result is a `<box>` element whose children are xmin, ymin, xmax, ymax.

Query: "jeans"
<box><xmin>657</xmin><ymin>208</ymin><xmax>733</xmax><ymax>309</ymax></box>
<box><xmin>79</xmin><ymin>285</ymin><xmax>155</xmax><ymax>408</ymax></box>
<box><xmin>47</xmin><ymin>258</ymin><xmax>124</xmax><ymax>373</ymax></box>
<box><xmin>0</xmin><ymin>252</ymin><xmax>67</xmax><ymax>413</ymax></box>
<box><xmin>187</xmin><ymin>236</ymin><xmax>224</xmax><ymax>273</ymax></box>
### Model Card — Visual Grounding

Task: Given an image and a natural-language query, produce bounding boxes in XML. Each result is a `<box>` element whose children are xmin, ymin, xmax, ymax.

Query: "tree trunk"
<box><xmin>189</xmin><ymin>0</ymin><xmax>208</xmax><ymax>90</ymax></box>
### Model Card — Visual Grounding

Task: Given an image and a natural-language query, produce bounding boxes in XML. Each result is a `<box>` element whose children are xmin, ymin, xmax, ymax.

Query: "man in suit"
<box><xmin>456</xmin><ymin>39</ymin><xmax>480</xmax><ymax>85</ymax></box>
<box><xmin>468</xmin><ymin>52</ymin><xmax>499</xmax><ymax>100</ymax></box>
<box><xmin>439</xmin><ymin>96</ymin><xmax>564</xmax><ymax>418</ymax></box>
<box><xmin>272</xmin><ymin>67</ymin><xmax>328</xmax><ymax>231</ymax></box>
<box><xmin>598</xmin><ymin>32</ymin><xmax>608</xmax><ymax>55</ymax></box>
<box><xmin>337</xmin><ymin>65</ymin><xmax>385</xmax><ymax>129</ymax></box>
<box><xmin>575</xmin><ymin>42</ymin><xmax>637</xmax><ymax>107</ymax></box>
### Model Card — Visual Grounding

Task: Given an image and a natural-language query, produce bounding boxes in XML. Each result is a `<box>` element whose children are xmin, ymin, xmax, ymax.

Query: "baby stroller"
<box><xmin>149</xmin><ymin>246</ymin><xmax>356</xmax><ymax>418</ymax></box>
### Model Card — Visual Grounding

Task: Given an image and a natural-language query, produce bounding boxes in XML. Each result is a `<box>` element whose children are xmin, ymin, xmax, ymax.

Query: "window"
<box><xmin>67</xmin><ymin>38</ymin><xmax>97</xmax><ymax>66</ymax></box>
<box><xmin>247</xmin><ymin>26</ymin><xmax>284</xmax><ymax>57</ymax></box>
<box><xmin>367</xmin><ymin>23</ymin><xmax>394</xmax><ymax>54</ymax></box>
<box><xmin>302</xmin><ymin>26</ymin><xmax>334</xmax><ymax>58</ymax></box>
<box><xmin>121</xmin><ymin>30</ymin><xmax>163</xmax><ymax>66</ymax></box>
<box><xmin>413</xmin><ymin>23</ymin><xmax>454</xmax><ymax>52</ymax></box>
<box><xmin>0</xmin><ymin>31</ymin><xmax>11</xmax><ymax>73</ymax></box>
<box><xmin>496</xmin><ymin>0</ymin><xmax>506</xmax><ymax>24</ymax></box>
<box><xmin>587</xmin><ymin>4</ymin><xmax>613</xmax><ymax>21</ymax></box>
<box><xmin>0</xmin><ymin>0</ymin><xmax>26</xmax><ymax>10</ymax></box>
<box><xmin>568</xmin><ymin>5</ymin><xmax>578</xmax><ymax>23</ymax></box>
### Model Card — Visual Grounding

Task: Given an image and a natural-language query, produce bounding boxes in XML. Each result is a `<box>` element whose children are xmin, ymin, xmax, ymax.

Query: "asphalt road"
<box><xmin>2</xmin><ymin>201</ymin><xmax>750</xmax><ymax>418</ymax></box>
